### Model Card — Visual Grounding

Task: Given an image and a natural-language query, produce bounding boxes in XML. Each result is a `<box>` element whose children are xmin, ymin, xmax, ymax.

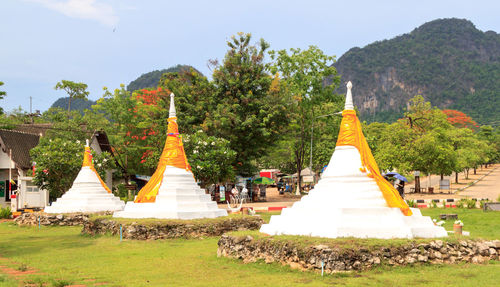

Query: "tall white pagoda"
<box><xmin>260</xmin><ymin>82</ymin><xmax>447</xmax><ymax>239</ymax></box>
<box><xmin>113</xmin><ymin>93</ymin><xmax>227</xmax><ymax>219</ymax></box>
<box><xmin>44</xmin><ymin>141</ymin><xmax>125</xmax><ymax>213</ymax></box>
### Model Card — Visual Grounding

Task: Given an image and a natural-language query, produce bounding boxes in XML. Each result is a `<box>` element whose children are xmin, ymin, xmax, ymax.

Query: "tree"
<box><xmin>0</xmin><ymin>81</ymin><xmax>6</xmax><ymax>115</ymax></box>
<box><xmin>158</xmin><ymin>69</ymin><xmax>215</xmax><ymax>134</ymax></box>
<box><xmin>374</xmin><ymin>96</ymin><xmax>458</xmax><ymax>190</ymax></box>
<box><xmin>30</xmin><ymin>108</ymin><xmax>115</xmax><ymax>200</ymax></box>
<box><xmin>183</xmin><ymin>131</ymin><xmax>237</xmax><ymax>186</ymax></box>
<box><xmin>54</xmin><ymin>80</ymin><xmax>89</xmax><ymax>113</ymax></box>
<box><xmin>205</xmin><ymin>33</ymin><xmax>289</xmax><ymax>176</ymax></box>
<box><xmin>269</xmin><ymin>46</ymin><xmax>341</xmax><ymax>192</ymax></box>
<box><xmin>442</xmin><ymin>109</ymin><xmax>479</xmax><ymax>130</ymax></box>
<box><xmin>92</xmin><ymin>85</ymin><xmax>147</xmax><ymax>178</ymax></box>
<box><xmin>31</xmin><ymin>138</ymin><xmax>115</xmax><ymax>200</ymax></box>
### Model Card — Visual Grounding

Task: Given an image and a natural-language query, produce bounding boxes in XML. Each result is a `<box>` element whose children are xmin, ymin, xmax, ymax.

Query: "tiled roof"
<box><xmin>0</xmin><ymin>129</ymin><xmax>40</xmax><ymax>169</ymax></box>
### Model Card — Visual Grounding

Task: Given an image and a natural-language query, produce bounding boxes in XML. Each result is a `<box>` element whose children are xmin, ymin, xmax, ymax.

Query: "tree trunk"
<box><xmin>465</xmin><ymin>168</ymin><xmax>469</xmax><ymax>179</ymax></box>
<box><xmin>440</xmin><ymin>174</ymin><xmax>444</xmax><ymax>180</ymax></box>
<box><xmin>455</xmin><ymin>172</ymin><xmax>459</xmax><ymax>184</ymax></box>
<box><xmin>473</xmin><ymin>167</ymin><xmax>476</xmax><ymax>175</ymax></box>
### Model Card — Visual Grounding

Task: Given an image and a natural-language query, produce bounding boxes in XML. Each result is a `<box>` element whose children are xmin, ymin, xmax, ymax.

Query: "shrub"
<box><xmin>479</xmin><ymin>199</ymin><xmax>490</xmax><ymax>209</ymax></box>
<box><xmin>430</xmin><ymin>201</ymin><xmax>437</xmax><ymax>208</ymax></box>
<box><xmin>456</xmin><ymin>199</ymin><xmax>466</xmax><ymax>208</ymax></box>
<box><xmin>466</xmin><ymin>198</ymin><xmax>477</xmax><ymax>209</ymax></box>
<box><xmin>0</xmin><ymin>206</ymin><xmax>11</xmax><ymax>219</ymax></box>
<box><xmin>406</xmin><ymin>199</ymin><xmax>417</xmax><ymax>208</ymax></box>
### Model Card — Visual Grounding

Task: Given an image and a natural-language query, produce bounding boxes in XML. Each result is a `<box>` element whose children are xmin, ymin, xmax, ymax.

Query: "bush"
<box><xmin>0</xmin><ymin>206</ymin><xmax>11</xmax><ymax>219</ymax></box>
<box><xmin>406</xmin><ymin>199</ymin><xmax>417</xmax><ymax>208</ymax></box>
<box><xmin>479</xmin><ymin>199</ymin><xmax>490</xmax><ymax>209</ymax></box>
<box><xmin>457</xmin><ymin>199</ymin><xmax>466</xmax><ymax>208</ymax></box>
<box><xmin>466</xmin><ymin>198</ymin><xmax>477</xmax><ymax>209</ymax></box>
<box><xmin>430</xmin><ymin>201</ymin><xmax>438</xmax><ymax>208</ymax></box>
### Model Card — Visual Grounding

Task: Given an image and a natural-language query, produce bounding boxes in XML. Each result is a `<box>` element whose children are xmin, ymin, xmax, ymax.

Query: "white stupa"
<box><xmin>113</xmin><ymin>93</ymin><xmax>228</xmax><ymax>219</ymax></box>
<box><xmin>260</xmin><ymin>82</ymin><xmax>447</xmax><ymax>239</ymax></box>
<box><xmin>44</xmin><ymin>140</ymin><xmax>125</xmax><ymax>213</ymax></box>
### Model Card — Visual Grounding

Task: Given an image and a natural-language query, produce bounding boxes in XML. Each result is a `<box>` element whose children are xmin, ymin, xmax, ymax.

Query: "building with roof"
<box><xmin>0</xmin><ymin>127</ymin><xmax>115</xmax><ymax>209</ymax></box>
<box><xmin>0</xmin><ymin>129</ymin><xmax>48</xmax><ymax>209</ymax></box>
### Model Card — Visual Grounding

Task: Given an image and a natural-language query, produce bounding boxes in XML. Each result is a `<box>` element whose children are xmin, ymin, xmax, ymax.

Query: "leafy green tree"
<box><xmin>92</xmin><ymin>85</ymin><xmax>146</xmax><ymax>178</ymax></box>
<box><xmin>269</xmin><ymin>46</ymin><xmax>341</xmax><ymax>191</ymax></box>
<box><xmin>158</xmin><ymin>69</ymin><xmax>215</xmax><ymax>134</ymax></box>
<box><xmin>374</xmin><ymin>96</ymin><xmax>458</xmax><ymax>180</ymax></box>
<box><xmin>54</xmin><ymin>80</ymin><xmax>89</xmax><ymax>113</ymax></box>
<box><xmin>183</xmin><ymin>131</ymin><xmax>237</xmax><ymax>186</ymax></box>
<box><xmin>31</xmin><ymin>138</ymin><xmax>115</xmax><ymax>200</ymax></box>
<box><xmin>0</xmin><ymin>81</ymin><xmax>5</xmax><ymax>115</ymax></box>
<box><xmin>205</xmin><ymin>33</ymin><xmax>289</xmax><ymax>176</ymax></box>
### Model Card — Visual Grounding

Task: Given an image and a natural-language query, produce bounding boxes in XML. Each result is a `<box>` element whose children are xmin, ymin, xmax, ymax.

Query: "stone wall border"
<box><xmin>82</xmin><ymin>216</ymin><xmax>263</xmax><ymax>240</ymax></box>
<box><xmin>217</xmin><ymin>234</ymin><xmax>500</xmax><ymax>272</ymax></box>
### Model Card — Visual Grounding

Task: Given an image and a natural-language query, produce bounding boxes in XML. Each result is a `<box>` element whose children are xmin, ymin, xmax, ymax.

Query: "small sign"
<box><xmin>414</xmin><ymin>171</ymin><xmax>420</xmax><ymax>176</ymax></box>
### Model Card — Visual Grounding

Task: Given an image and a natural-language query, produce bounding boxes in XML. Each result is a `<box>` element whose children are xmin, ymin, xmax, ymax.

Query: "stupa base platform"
<box><xmin>113</xmin><ymin>202</ymin><xmax>228</xmax><ymax>220</ymax></box>
<box><xmin>260</xmin><ymin>208</ymin><xmax>447</xmax><ymax>239</ymax></box>
<box><xmin>45</xmin><ymin>193</ymin><xmax>125</xmax><ymax>214</ymax></box>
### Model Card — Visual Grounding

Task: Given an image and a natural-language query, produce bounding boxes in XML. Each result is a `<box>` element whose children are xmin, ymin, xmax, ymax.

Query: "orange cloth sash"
<box><xmin>134</xmin><ymin>117</ymin><xmax>191</xmax><ymax>203</ymax></box>
<box><xmin>82</xmin><ymin>146</ymin><xmax>112</xmax><ymax>193</ymax></box>
<box><xmin>336</xmin><ymin>110</ymin><xmax>412</xmax><ymax>216</ymax></box>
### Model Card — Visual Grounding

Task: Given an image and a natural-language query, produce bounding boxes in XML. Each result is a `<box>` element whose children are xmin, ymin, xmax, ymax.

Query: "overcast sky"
<box><xmin>1</xmin><ymin>0</ymin><xmax>499</xmax><ymax>113</ymax></box>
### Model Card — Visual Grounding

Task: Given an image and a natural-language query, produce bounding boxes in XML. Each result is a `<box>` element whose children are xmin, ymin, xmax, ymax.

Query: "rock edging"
<box><xmin>217</xmin><ymin>235</ymin><xmax>500</xmax><ymax>272</ymax></box>
<box><xmin>14</xmin><ymin>212</ymin><xmax>111</xmax><ymax>226</ymax></box>
<box><xmin>82</xmin><ymin>216</ymin><xmax>264</xmax><ymax>240</ymax></box>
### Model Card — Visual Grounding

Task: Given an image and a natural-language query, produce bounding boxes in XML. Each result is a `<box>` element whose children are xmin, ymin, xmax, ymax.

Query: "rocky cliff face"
<box><xmin>331</xmin><ymin>18</ymin><xmax>500</xmax><ymax>124</ymax></box>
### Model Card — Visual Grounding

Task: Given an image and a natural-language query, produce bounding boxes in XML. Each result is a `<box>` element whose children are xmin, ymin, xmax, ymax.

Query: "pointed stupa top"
<box><xmin>133</xmin><ymin>93</ymin><xmax>191</xmax><ymax>203</ymax></box>
<box><xmin>344</xmin><ymin>81</ymin><xmax>354</xmax><ymax>110</ymax></box>
<box><xmin>169</xmin><ymin>93</ymin><xmax>176</xmax><ymax>118</ymax></box>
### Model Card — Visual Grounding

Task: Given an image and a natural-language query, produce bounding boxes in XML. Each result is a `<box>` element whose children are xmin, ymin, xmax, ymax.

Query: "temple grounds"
<box><xmin>0</xmin><ymin>209</ymin><xmax>499</xmax><ymax>286</ymax></box>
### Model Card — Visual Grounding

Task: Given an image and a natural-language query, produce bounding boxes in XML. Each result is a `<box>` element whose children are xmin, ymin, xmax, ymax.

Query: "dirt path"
<box><xmin>406</xmin><ymin>164</ymin><xmax>499</xmax><ymax>200</ymax></box>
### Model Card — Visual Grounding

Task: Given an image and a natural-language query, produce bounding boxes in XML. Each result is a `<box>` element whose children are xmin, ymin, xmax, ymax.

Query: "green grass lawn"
<box><xmin>0</xmin><ymin>209</ymin><xmax>498</xmax><ymax>286</ymax></box>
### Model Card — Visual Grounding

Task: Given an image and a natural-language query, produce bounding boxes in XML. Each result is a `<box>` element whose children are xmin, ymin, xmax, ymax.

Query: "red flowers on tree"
<box><xmin>442</xmin><ymin>110</ymin><xmax>479</xmax><ymax>130</ymax></box>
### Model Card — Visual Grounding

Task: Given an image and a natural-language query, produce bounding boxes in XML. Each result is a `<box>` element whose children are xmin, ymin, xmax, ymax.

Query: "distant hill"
<box><xmin>50</xmin><ymin>97</ymin><xmax>96</xmax><ymax>112</ymax></box>
<box><xmin>330</xmin><ymin>18</ymin><xmax>500</xmax><ymax>125</ymax></box>
<box><xmin>127</xmin><ymin>65</ymin><xmax>202</xmax><ymax>92</ymax></box>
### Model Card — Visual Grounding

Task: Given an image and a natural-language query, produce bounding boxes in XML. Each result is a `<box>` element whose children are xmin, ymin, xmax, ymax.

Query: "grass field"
<box><xmin>0</xmin><ymin>209</ymin><xmax>498</xmax><ymax>286</ymax></box>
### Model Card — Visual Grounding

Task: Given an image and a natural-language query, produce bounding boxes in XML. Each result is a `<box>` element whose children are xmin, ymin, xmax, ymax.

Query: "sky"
<box><xmin>1</xmin><ymin>0</ymin><xmax>499</xmax><ymax>113</ymax></box>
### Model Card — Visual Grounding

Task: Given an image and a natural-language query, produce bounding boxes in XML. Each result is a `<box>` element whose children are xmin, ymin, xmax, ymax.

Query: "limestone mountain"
<box><xmin>331</xmin><ymin>18</ymin><xmax>500</xmax><ymax>125</ymax></box>
<box><xmin>127</xmin><ymin>65</ymin><xmax>202</xmax><ymax>92</ymax></box>
<box><xmin>50</xmin><ymin>97</ymin><xmax>96</xmax><ymax>112</ymax></box>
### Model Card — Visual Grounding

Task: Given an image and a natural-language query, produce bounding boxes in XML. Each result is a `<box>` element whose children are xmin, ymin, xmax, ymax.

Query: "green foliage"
<box><xmin>268</xmin><ymin>45</ymin><xmax>342</xmax><ymax>187</ymax></box>
<box><xmin>54</xmin><ymin>80</ymin><xmax>89</xmax><ymax>113</ymax></box>
<box><xmin>127</xmin><ymin>65</ymin><xmax>202</xmax><ymax>92</ymax></box>
<box><xmin>369</xmin><ymin>96</ymin><xmax>497</xmax><ymax>179</ymax></box>
<box><xmin>158</xmin><ymin>69</ymin><xmax>214</xmax><ymax>135</ymax></box>
<box><xmin>405</xmin><ymin>199</ymin><xmax>417</xmax><ymax>208</ymax></box>
<box><xmin>430</xmin><ymin>200</ymin><xmax>437</xmax><ymax>208</ymax></box>
<box><xmin>0</xmin><ymin>206</ymin><xmax>11</xmax><ymax>219</ymax></box>
<box><xmin>183</xmin><ymin>131</ymin><xmax>237</xmax><ymax>186</ymax></box>
<box><xmin>30</xmin><ymin>108</ymin><xmax>115</xmax><ymax>200</ymax></box>
<box><xmin>333</xmin><ymin>18</ymin><xmax>500</xmax><ymax>125</ymax></box>
<box><xmin>205</xmin><ymin>33</ymin><xmax>289</xmax><ymax>175</ymax></box>
<box><xmin>479</xmin><ymin>199</ymin><xmax>490</xmax><ymax>209</ymax></box>
<box><xmin>0</xmin><ymin>81</ymin><xmax>5</xmax><ymax>115</ymax></box>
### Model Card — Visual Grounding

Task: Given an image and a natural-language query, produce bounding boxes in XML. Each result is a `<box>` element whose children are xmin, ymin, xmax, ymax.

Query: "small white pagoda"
<box><xmin>260</xmin><ymin>82</ymin><xmax>447</xmax><ymax>239</ymax></box>
<box><xmin>113</xmin><ymin>93</ymin><xmax>227</xmax><ymax>219</ymax></box>
<box><xmin>44</xmin><ymin>141</ymin><xmax>125</xmax><ymax>213</ymax></box>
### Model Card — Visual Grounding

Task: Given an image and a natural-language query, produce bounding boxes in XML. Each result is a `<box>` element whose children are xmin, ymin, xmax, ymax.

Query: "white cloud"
<box><xmin>27</xmin><ymin>0</ymin><xmax>118</xmax><ymax>27</ymax></box>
